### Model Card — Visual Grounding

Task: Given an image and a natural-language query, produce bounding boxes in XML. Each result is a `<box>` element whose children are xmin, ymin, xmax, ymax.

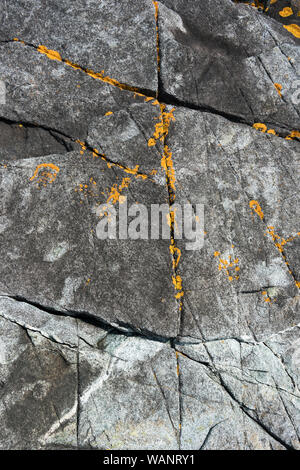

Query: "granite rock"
<box><xmin>0</xmin><ymin>0</ymin><xmax>299</xmax><ymax>451</ymax></box>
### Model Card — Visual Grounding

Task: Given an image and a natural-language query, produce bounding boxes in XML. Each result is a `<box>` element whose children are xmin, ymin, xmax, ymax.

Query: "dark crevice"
<box><xmin>0</xmin><ymin>116</ymin><xmax>75</xmax><ymax>151</ymax></box>
<box><xmin>6</xmin><ymin>39</ymin><xmax>157</xmax><ymax>100</ymax></box>
<box><xmin>158</xmin><ymin>89</ymin><xmax>300</xmax><ymax>139</ymax></box>
<box><xmin>4</xmin><ymin>39</ymin><xmax>299</xmax><ymax>142</ymax></box>
<box><xmin>0</xmin><ymin>116</ymin><xmax>152</xmax><ymax>178</ymax></box>
<box><xmin>48</xmin><ymin>129</ymin><xmax>74</xmax><ymax>152</ymax></box>
<box><xmin>2</xmin><ymin>294</ymin><xmax>175</xmax><ymax>344</ymax></box>
<box><xmin>199</xmin><ymin>419</ymin><xmax>228</xmax><ymax>450</ymax></box>
<box><xmin>239</xmin><ymin>286</ymin><xmax>278</xmax><ymax>294</ymax></box>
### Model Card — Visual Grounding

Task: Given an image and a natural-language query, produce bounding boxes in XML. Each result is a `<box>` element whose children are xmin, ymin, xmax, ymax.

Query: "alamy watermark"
<box><xmin>0</xmin><ymin>80</ymin><xmax>5</xmax><ymax>104</ymax></box>
<box><xmin>95</xmin><ymin>197</ymin><xmax>204</xmax><ymax>251</ymax></box>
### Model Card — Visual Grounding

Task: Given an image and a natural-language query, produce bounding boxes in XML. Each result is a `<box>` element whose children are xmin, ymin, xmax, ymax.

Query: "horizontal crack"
<box><xmin>0</xmin><ymin>117</ymin><xmax>151</xmax><ymax>179</ymax></box>
<box><xmin>158</xmin><ymin>90</ymin><xmax>300</xmax><ymax>141</ymax></box>
<box><xmin>5</xmin><ymin>40</ymin><xmax>299</xmax><ymax>142</ymax></box>
<box><xmin>1</xmin><ymin>294</ymin><xmax>174</xmax><ymax>345</ymax></box>
<box><xmin>9</xmin><ymin>39</ymin><xmax>157</xmax><ymax>99</ymax></box>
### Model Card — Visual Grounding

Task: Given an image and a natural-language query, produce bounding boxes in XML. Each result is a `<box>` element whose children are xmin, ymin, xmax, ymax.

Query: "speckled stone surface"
<box><xmin>0</xmin><ymin>0</ymin><xmax>299</xmax><ymax>450</ymax></box>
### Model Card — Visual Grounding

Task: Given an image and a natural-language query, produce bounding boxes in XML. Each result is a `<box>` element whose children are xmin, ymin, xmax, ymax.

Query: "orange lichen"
<box><xmin>76</xmin><ymin>140</ymin><xmax>148</xmax><ymax>179</ymax></box>
<box><xmin>253</xmin><ymin>123</ymin><xmax>267</xmax><ymax>133</ymax></box>
<box><xmin>148</xmin><ymin>105</ymin><xmax>175</xmax><ymax>147</ymax></box>
<box><xmin>283</xmin><ymin>24</ymin><xmax>300</xmax><ymax>38</ymax></box>
<box><xmin>249</xmin><ymin>200</ymin><xmax>264</xmax><ymax>220</ymax></box>
<box><xmin>13</xmin><ymin>39</ymin><xmax>151</xmax><ymax>100</ymax></box>
<box><xmin>148</xmin><ymin>101</ymin><xmax>182</xmax><ymax>308</ymax></box>
<box><xmin>175</xmin><ymin>351</ymin><xmax>180</xmax><ymax>377</ymax></box>
<box><xmin>253</xmin><ymin>123</ymin><xmax>279</xmax><ymax>136</ymax></box>
<box><xmin>37</xmin><ymin>45</ymin><xmax>62</xmax><ymax>61</ymax></box>
<box><xmin>107</xmin><ymin>177</ymin><xmax>131</xmax><ymax>205</ymax></box>
<box><xmin>279</xmin><ymin>7</ymin><xmax>293</xmax><ymax>17</ymax></box>
<box><xmin>172</xmin><ymin>275</ymin><xmax>184</xmax><ymax>299</ymax></box>
<box><xmin>261</xmin><ymin>291</ymin><xmax>271</xmax><ymax>303</ymax></box>
<box><xmin>274</xmin><ymin>83</ymin><xmax>282</xmax><ymax>98</ymax></box>
<box><xmin>267</xmin><ymin>226</ymin><xmax>300</xmax><ymax>289</ymax></box>
<box><xmin>30</xmin><ymin>163</ymin><xmax>60</xmax><ymax>187</ymax></box>
<box><xmin>286</xmin><ymin>130</ymin><xmax>300</xmax><ymax>140</ymax></box>
<box><xmin>214</xmin><ymin>251</ymin><xmax>240</xmax><ymax>282</ymax></box>
<box><xmin>170</xmin><ymin>239</ymin><xmax>181</xmax><ymax>270</ymax></box>
<box><xmin>161</xmin><ymin>145</ymin><xmax>176</xmax><ymax>199</ymax></box>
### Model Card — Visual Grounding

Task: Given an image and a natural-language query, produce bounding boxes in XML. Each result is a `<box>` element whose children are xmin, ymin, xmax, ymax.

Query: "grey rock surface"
<box><xmin>0</xmin><ymin>0</ymin><xmax>157</xmax><ymax>91</ymax></box>
<box><xmin>167</xmin><ymin>108</ymin><xmax>300</xmax><ymax>341</ymax></box>
<box><xmin>0</xmin><ymin>0</ymin><xmax>299</xmax><ymax>450</ymax></box>
<box><xmin>159</xmin><ymin>0</ymin><xmax>300</xmax><ymax>131</ymax></box>
<box><xmin>0</xmin><ymin>151</ymin><xmax>178</xmax><ymax>338</ymax></box>
<box><xmin>1</xmin><ymin>296</ymin><xmax>299</xmax><ymax>449</ymax></box>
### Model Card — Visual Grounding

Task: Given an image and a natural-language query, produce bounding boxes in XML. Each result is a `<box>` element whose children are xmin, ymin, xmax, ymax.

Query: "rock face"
<box><xmin>0</xmin><ymin>0</ymin><xmax>299</xmax><ymax>450</ymax></box>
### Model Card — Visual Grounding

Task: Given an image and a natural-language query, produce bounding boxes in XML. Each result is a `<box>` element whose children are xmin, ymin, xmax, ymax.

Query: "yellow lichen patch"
<box><xmin>261</xmin><ymin>291</ymin><xmax>271</xmax><ymax>303</ymax></box>
<box><xmin>283</xmin><ymin>24</ymin><xmax>300</xmax><ymax>38</ymax></box>
<box><xmin>214</xmin><ymin>251</ymin><xmax>240</xmax><ymax>282</ymax></box>
<box><xmin>13</xmin><ymin>37</ymin><xmax>25</xmax><ymax>44</ymax></box>
<box><xmin>37</xmin><ymin>45</ymin><xmax>62</xmax><ymax>62</ymax></box>
<box><xmin>107</xmin><ymin>177</ymin><xmax>131</xmax><ymax>205</ymax></box>
<box><xmin>13</xmin><ymin>39</ymin><xmax>151</xmax><ymax>100</ymax></box>
<box><xmin>161</xmin><ymin>145</ymin><xmax>176</xmax><ymax>199</ymax></box>
<box><xmin>76</xmin><ymin>140</ymin><xmax>148</xmax><ymax>179</ymax></box>
<box><xmin>266</xmin><ymin>226</ymin><xmax>300</xmax><ymax>289</ymax></box>
<box><xmin>274</xmin><ymin>83</ymin><xmax>282</xmax><ymax>98</ymax></box>
<box><xmin>169</xmin><ymin>241</ymin><xmax>184</xmax><ymax>307</ymax></box>
<box><xmin>253</xmin><ymin>123</ymin><xmax>278</xmax><ymax>136</ymax></box>
<box><xmin>169</xmin><ymin>239</ymin><xmax>181</xmax><ymax>270</ymax></box>
<box><xmin>30</xmin><ymin>163</ymin><xmax>60</xmax><ymax>187</ymax></box>
<box><xmin>75</xmin><ymin>179</ymin><xmax>99</xmax><ymax>200</ymax></box>
<box><xmin>253</xmin><ymin>123</ymin><xmax>267</xmax><ymax>133</ymax></box>
<box><xmin>286</xmin><ymin>130</ymin><xmax>300</xmax><ymax>140</ymax></box>
<box><xmin>172</xmin><ymin>275</ymin><xmax>184</xmax><ymax>299</ymax></box>
<box><xmin>279</xmin><ymin>7</ymin><xmax>293</xmax><ymax>17</ymax></box>
<box><xmin>148</xmin><ymin>105</ymin><xmax>175</xmax><ymax>147</ymax></box>
<box><xmin>249</xmin><ymin>200</ymin><xmax>264</xmax><ymax>220</ymax></box>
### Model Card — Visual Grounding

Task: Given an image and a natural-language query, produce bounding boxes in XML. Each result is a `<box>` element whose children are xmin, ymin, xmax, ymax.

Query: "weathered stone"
<box><xmin>0</xmin><ymin>0</ymin><xmax>299</xmax><ymax>451</ymax></box>
<box><xmin>0</xmin><ymin>42</ymin><xmax>156</xmax><ymax>142</ymax></box>
<box><xmin>0</xmin><ymin>0</ymin><xmax>157</xmax><ymax>91</ymax></box>
<box><xmin>0</xmin><ymin>151</ymin><xmax>178</xmax><ymax>338</ymax></box>
<box><xmin>1</xmin><ymin>297</ymin><xmax>298</xmax><ymax>449</ymax></box>
<box><xmin>158</xmin><ymin>0</ymin><xmax>300</xmax><ymax>131</ymax></box>
<box><xmin>0</xmin><ymin>120</ymin><xmax>75</xmax><ymax>161</ymax></box>
<box><xmin>166</xmin><ymin>107</ymin><xmax>300</xmax><ymax>341</ymax></box>
<box><xmin>176</xmin><ymin>326</ymin><xmax>300</xmax><ymax>449</ymax></box>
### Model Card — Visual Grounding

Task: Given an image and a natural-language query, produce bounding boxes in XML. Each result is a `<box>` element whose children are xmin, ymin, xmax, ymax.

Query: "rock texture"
<box><xmin>0</xmin><ymin>0</ymin><xmax>299</xmax><ymax>450</ymax></box>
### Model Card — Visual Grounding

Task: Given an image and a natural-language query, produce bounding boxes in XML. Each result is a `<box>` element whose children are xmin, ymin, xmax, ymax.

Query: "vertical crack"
<box><xmin>76</xmin><ymin>319</ymin><xmax>80</xmax><ymax>449</ymax></box>
<box><xmin>152</xmin><ymin>0</ymin><xmax>162</xmax><ymax>99</ymax></box>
